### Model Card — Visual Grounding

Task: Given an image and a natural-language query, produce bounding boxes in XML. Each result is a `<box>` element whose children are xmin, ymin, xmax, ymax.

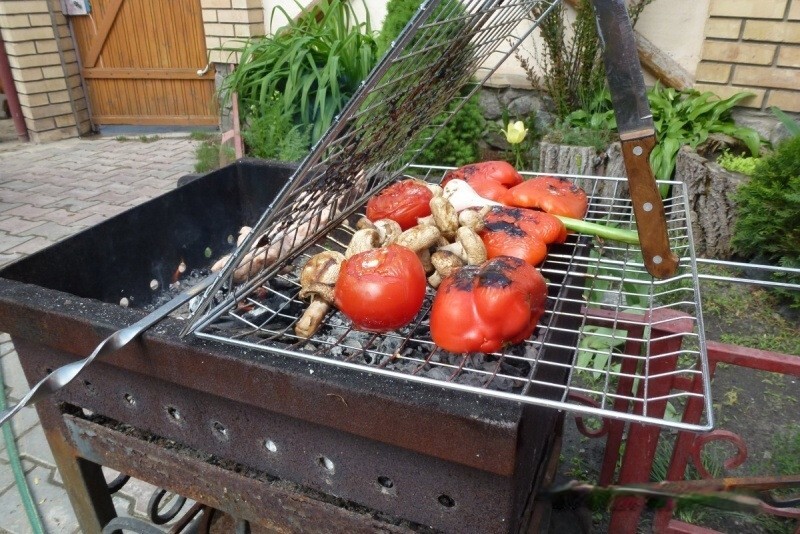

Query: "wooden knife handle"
<box><xmin>620</xmin><ymin>133</ymin><xmax>680</xmax><ymax>279</ymax></box>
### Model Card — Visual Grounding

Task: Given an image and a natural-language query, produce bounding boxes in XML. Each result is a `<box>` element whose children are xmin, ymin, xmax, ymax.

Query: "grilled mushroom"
<box><xmin>438</xmin><ymin>226</ymin><xmax>486</xmax><ymax>265</ymax></box>
<box><xmin>427</xmin><ymin>250</ymin><xmax>464</xmax><ymax>288</ymax></box>
<box><xmin>295</xmin><ymin>251</ymin><xmax>345</xmax><ymax>338</ymax></box>
<box><xmin>430</xmin><ymin>196</ymin><xmax>459</xmax><ymax>240</ymax></box>
<box><xmin>458</xmin><ymin>207</ymin><xmax>488</xmax><ymax>232</ymax></box>
<box><xmin>374</xmin><ymin>219</ymin><xmax>402</xmax><ymax>246</ymax></box>
<box><xmin>345</xmin><ymin>228</ymin><xmax>380</xmax><ymax>258</ymax></box>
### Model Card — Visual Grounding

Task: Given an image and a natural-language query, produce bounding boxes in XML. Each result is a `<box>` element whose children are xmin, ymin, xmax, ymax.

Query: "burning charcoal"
<box><xmin>327</xmin><ymin>331</ymin><xmax>369</xmax><ymax>359</ymax></box>
<box><xmin>424</xmin><ymin>366</ymin><xmax>452</xmax><ymax>382</ymax></box>
<box><xmin>455</xmin><ymin>372</ymin><xmax>487</xmax><ymax>388</ymax></box>
<box><xmin>376</xmin><ymin>336</ymin><xmax>403</xmax><ymax>356</ymax></box>
<box><xmin>360</xmin><ymin>351</ymin><xmax>386</xmax><ymax>366</ymax></box>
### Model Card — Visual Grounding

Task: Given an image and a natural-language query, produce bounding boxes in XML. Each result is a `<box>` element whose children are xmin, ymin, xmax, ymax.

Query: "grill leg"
<box><xmin>36</xmin><ymin>401</ymin><xmax>117</xmax><ymax>534</ymax></box>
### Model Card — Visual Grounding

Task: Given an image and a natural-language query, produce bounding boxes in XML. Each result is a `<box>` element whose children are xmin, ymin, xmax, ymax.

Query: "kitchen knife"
<box><xmin>592</xmin><ymin>0</ymin><xmax>679</xmax><ymax>279</ymax></box>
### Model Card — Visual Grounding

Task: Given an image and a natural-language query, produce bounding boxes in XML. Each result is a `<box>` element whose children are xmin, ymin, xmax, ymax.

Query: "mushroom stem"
<box><xmin>295</xmin><ymin>299</ymin><xmax>332</xmax><ymax>339</ymax></box>
<box><xmin>295</xmin><ymin>251</ymin><xmax>345</xmax><ymax>338</ymax></box>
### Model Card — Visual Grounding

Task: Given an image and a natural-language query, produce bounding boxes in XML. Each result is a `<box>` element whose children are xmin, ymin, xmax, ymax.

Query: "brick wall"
<box><xmin>0</xmin><ymin>0</ymin><xmax>91</xmax><ymax>142</ymax></box>
<box><xmin>696</xmin><ymin>0</ymin><xmax>800</xmax><ymax>112</ymax></box>
<box><xmin>200</xmin><ymin>0</ymin><xmax>265</xmax><ymax>65</ymax></box>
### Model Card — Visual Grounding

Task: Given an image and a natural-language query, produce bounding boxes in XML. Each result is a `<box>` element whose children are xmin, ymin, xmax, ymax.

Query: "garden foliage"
<box><xmin>377</xmin><ymin>0</ymin><xmax>485</xmax><ymax>167</ymax></box>
<box><xmin>223</xmin><ymin>0</ymin><xmax>378</xmax><ymax>150</ymax></box>
<box><xmin>732</xmin><ymin>135</ymin><xmax>800</xmax><ymax>306</ymax></box>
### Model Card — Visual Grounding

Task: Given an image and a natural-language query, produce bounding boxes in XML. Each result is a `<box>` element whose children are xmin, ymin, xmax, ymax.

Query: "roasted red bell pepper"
<box><xmin>442</xmin><ymin>161</ymin><xmax>523</xmax><ymax>202</ymax></box>
<box><xmin>429</xmin><ymin>256</ymin><xmax>548</xmax><ymax>354</ymax></box>
<box><xmin>478</xmin><ymin>206</ymin><xmax>567</xmax><ymax>266</ymax></box>
<box><xmin>504</xmin><ymin>175</ymin><xmax>589</xmax><ymax>219</ymax></box>
<box><xmin>366</xmin><ymin>179</ymin><xmax>433</xmax><ymax>230</ymax></box>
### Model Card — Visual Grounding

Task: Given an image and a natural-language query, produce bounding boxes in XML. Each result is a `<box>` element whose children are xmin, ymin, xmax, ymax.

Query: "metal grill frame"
<box><xmin>190</xmin><ymin>167</ymin><xmax>714</xmax><ymax>432</ymax></box>
<box><xmin>184</xmin><ymin>0</ymin><xmax>561</xmax><ymax>333</ymax></box>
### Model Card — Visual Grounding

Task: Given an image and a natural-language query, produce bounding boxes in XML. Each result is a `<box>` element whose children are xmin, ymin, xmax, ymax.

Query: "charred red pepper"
<box><xmin>430</xmin><ymin>256</ymin><xmax>548</xmax><ymax>354</ymax></box>
<box><xmin>442</xmin><ymin>161</ymin><xmax>523</xmax><ymax>202</ymax></box>
<box><xmin>504</xmin><ymin>175</ymin><xmax>589</xmax><ymax>219</ymax></box>
<box><xmin>478</xmin><ymin>206</ymin><xmax>567</xmax><ymax>266</ymax></box>
<box><xmin>366</xmin><ymin>179</ymin><xmax>433</xmax><ymax>230</ymax></box>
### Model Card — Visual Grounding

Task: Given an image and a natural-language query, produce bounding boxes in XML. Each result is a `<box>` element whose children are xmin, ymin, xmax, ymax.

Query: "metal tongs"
<box><xmin>542</xmin><ymin>476</ymin><xmax>800</xmax><ymax>516</ymax></box>
<box><xmin>0</xmin><ymin>276</ymin><xmax>214</xmax><ymax>426</ymax></box>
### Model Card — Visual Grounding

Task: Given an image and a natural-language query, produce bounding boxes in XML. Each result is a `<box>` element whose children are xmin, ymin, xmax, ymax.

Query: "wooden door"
<box><xmin>71</xmin><ymin>0</ymin><xmax>217</xmax><ymax>126</ymax></box>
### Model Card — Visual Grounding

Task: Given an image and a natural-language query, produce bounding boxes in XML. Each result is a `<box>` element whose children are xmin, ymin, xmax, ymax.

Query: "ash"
<box><xmin>142</xmin><ymin>268</ymin><xmax>215</xmax><ymax>319</ymax></box>
<box><xmin>205</xmin><ymin>278</ymin><xmax>539</xmax><ymax>394</ymax></box>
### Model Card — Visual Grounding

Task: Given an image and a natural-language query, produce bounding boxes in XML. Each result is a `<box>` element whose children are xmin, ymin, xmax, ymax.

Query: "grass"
<box><xmin>698</xmin><ymin>263</ymin><xmax>800</xmax><ymax>356</ymax></box>
<box><xmin>194</xmin><ymin>138</ymin><xmax>236</xmax><ymax>174</ymax></box>
<box><xmin>114</xmin><ymin>134</ymin><xmax>161</xmax><ymax>143</ymax></box>
<box><xmin>189</xmin><ymin>131</ymin><xmax>216</xmax><ymax>141</ymax></box>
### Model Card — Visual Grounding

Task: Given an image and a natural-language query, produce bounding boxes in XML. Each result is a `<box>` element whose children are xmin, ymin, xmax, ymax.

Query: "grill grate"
<box><xmin>191</xmin><ymin>168</ymin><xmax>713</xmax><ymax>431</ymax></box>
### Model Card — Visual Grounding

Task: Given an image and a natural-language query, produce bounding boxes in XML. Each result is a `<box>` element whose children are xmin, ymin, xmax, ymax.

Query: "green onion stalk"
<box><xmin>554</xmin><ymin>215</ymin><xmax>640</xmax><ymax>245</ymax></box>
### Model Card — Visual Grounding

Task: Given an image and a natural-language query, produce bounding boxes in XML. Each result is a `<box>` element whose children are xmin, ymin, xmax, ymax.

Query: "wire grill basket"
<box><xmin>185</xmin><ymin>0</ymin><xmax>713</xmax><ymax>431</ymax></box>
<box><xmin>185</xmin><ymin>0</ymin><xmax>561</xmax><ymax>328</ymax></box>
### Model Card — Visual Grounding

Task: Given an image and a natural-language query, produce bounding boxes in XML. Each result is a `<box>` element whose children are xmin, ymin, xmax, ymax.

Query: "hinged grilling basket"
<box><xmin>186</xmin><ymin>0</ymin><xmax>713</xmax><ymax>432</ymax></box>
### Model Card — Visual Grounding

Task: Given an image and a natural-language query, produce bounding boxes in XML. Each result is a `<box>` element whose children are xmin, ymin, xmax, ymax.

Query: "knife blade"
<box><xmin>592</xmin><ymin>0</ymin><xmax>679</xmax><ymax>279</ymax></box>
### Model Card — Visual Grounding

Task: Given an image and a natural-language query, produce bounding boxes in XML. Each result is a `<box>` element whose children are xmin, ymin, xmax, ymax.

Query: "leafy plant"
<box><xmin>562</xmin><ymin>87</ymin><xmax>617</xmax><ymax>133</ymax></box>
<box><xmin>241</xmin><ymin>93</ymin><xmax>310</xmax><ymax>162</ymax></box>
<box><xmin>732</xmin><ymin>135</ymin><xmax>800</xmax><ymax>307</ymax></box>
<box><xmin>559</xmin><ymin>84</ymin><xmax>763</xmax><ymax>188</ymax></box>
<box><xmin>222</xmin><ymin>0</ymin><xmax>378</xmax><ymax>144</ymax></box>
<box><xmin>770</xmin><ymin>106</ymin><xmax>800</xmax><ymax>137</ymax></box>
<box><xmin>648</xmin><ymin>84</ymin><xmax>762</xmax><ymax>182</ymax></box>
<box><xmin>522</xmin><ymin>0</ymin><xmax>653</xmax><ymax>121</ymax></box>
<box><xmin>717</xmin><ymin>150</ymin><xmax>759</xmax><ymax>176</ymax></box>
<box><xmin>576</xmin><ymin>241</ymin><xmax>649</xmax><ymax>390</ymax></box>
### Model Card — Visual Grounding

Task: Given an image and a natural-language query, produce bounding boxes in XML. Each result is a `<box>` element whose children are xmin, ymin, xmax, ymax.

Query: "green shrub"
<box><xmin>222</xmin><ymin>0</ymin><xmax>378</xmax><ymax>144</ymax></box>
<box><xmin>194</xmin><ymin>140</ymin><xmax>236</xmax><ymax>173</ymax></box>
<box><xmin>242</xmin><ymin>94</ymin><xmax>310</xmax><ymax>162</ymax></box>
<box><xmin>732</xmin><ymin>135</ymin><xmax>800</xmax><ymax>306</ymax></box>
<box><xmin>376</xmin><ymin>0</ymin><xmax>420</xmax><ymax>56</ymax></box>
<box><xmin>412</xmin><ymin>94</ymin><xmax>485</xmax><ymax>167</ymax></box>
<box><xmin>378</xmin><ymin>0</ymin><xmax>485</xmax><ymax>166</ymax></box>
<box><xmin>717</xmin><ymin>150</ymin><xmax>759</xmax><ymax>176</ymax></box>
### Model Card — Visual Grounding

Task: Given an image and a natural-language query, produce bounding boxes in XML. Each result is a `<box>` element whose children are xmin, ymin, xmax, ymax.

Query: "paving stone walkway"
<box><xmin>0</xmin><ymin>128</ymin><xmax>202</xmax><ymax>533</ymax></box>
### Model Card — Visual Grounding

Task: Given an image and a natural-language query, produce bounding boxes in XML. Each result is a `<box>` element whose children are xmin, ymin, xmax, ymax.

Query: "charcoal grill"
<box><xmin>0</xmin><ymin>0</ymin><xmax>713</xmax><ymax>531</ymax></box>
<box><xmin>1</xmin><ymin>160</ymin><xmax>576</xmax><ymax>532</ymax></box>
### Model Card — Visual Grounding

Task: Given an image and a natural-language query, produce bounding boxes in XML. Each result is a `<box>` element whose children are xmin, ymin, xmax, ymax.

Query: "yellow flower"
<box><xmin>504</xmin><ymin>121</ymin><xmax>528</xmax><ymax>145</ymax></box>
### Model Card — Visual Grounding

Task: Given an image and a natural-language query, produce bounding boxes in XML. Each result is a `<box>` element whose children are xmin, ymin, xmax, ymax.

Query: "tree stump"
<box><xmin>675</xmin><ymin>146</ymin><xmax>749</xmax><ymax>259</ymax></box>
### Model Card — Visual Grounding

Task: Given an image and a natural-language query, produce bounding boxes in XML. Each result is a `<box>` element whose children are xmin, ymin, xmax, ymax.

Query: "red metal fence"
<box><xmin>571</xmin><ymin>308</ymin><xmax>800</xmax><ymax>533</ymax></box>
